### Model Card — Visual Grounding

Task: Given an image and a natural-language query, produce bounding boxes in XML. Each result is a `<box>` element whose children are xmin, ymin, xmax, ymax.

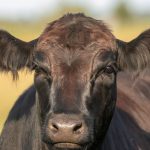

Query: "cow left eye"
<box><xmin>104</xmin><ymin>66</ymin><xmax>115</xmax><ymax>74</ymax></box>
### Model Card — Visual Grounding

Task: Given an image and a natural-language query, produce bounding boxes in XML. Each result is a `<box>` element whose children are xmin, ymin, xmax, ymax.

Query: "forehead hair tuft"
<box><xmin>38</xmin><ymin>13</ymin><xmax>115</xmax><ymax>50</ymax></box>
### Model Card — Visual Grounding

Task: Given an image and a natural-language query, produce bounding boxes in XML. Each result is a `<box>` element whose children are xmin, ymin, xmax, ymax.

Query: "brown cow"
<box><xmin>0</xmin><ymin>13</ymin><xmax>150</xmax><ymax>150</ymax></box>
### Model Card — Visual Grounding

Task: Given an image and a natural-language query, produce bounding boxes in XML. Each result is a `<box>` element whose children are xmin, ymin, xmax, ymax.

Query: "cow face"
<box><xmin>34</xmin><ymin>48</ymin><xmax>117</xmax><ymax>150</ymax></box>
<box><xmin>0</xmin><ymin>14</ymin><xmax>149</xmax><ymax>150</ymax></box>
<box><xmin>33</xmin><ymin>14</ymin><xmax>117</xmax><ymax>150</ymax></box>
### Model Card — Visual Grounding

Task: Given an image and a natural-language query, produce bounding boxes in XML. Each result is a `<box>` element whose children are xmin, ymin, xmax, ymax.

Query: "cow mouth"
<box><xmin>53</xmin><ymin>142</ymin><xmax>82</xmax><ymax>149</ymax></box>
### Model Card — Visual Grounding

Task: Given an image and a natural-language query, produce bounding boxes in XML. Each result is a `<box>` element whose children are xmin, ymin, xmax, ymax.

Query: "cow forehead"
<box><xmin>50</xmin><ymin>49</ymin><xmax>96</xmax><ymax>79</ymax></box>
<box><xmin>37</xmin><ymin>14</ymin><xmax>115</xmax><ymax>50</ymax></box>
<box><xmin>35</xmin><ymin>14</ymin><xmax>116</xmax><ymax>78</ymax></box>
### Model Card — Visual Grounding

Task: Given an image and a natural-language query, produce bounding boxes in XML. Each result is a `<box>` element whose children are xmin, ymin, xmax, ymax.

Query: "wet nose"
<box><xmin>50</xmin><ymin>120</ymin><xmax>82</xmax><ymax>134</ymax></box>
<box><xmin>48</xmin><ymin>114</ymin><xmax>87</xmax><ymax>143</ymax></box>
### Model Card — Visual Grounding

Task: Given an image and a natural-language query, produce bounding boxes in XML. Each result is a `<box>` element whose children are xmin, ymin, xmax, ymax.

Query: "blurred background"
<box><xmin>0</xmin><ymin>0</ymin><xmax>150</xmax><ymax>133</ymax></box>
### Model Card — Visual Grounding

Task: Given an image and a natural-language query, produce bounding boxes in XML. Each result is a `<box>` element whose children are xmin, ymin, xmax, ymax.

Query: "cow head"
<box><xmin>0</xmin><ymin>14</ymin><xmax>149</xmax><ymax>150</ymax></box>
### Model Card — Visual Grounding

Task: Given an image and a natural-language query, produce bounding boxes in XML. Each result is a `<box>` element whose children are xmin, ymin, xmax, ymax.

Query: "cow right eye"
<box><xmin>33</xmin><ymin>61</ymin><xmax>51</xmax><ymax>77</ymax></box>
<box><xmin>103</xmin><ymin>66</ymin><xmax>115</xmax><ymax>74</ymax></box>
<box><xmin>34</xmin><ymin>65</ymin><xmax>51</xmax><ymax>79</ymax></box>
<box><xmin>35</xmin><ymin>70</ymin><xmax>52</xmax><ymax>86</ymax></box>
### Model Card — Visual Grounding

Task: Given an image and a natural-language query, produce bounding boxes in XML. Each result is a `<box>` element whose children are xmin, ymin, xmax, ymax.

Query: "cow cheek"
<box><xmin>88</xmin><ymin>78</ymin><xmax>116</xmax><ymax>138</ymax></box>
<box><xmin>34</xmin><ymin>76</ymin><xmax>51</xmax><ymax>121</ymax></box>
<box><xmin>89</xmin><ymin>77</ymin><xmax>114</xmax><ymax>113</ymax></box>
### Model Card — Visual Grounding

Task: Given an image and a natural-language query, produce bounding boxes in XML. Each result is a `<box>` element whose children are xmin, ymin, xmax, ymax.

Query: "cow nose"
<box><xmin>50</xmin><ymin>121</ymin><xmax>82</xmax><ymax>134</ymax></box>
<box><xmin>47</xmin><ymin>114</ymin><xmax>88</xmax><ymax>144</ymax></box>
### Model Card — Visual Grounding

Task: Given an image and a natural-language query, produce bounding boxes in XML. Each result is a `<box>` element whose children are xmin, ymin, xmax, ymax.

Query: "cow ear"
<box><xmin>0</xmin><ymin>30</ymin><xmax>38</xmax><ymax>79</ymax></box>
<box><xmin>116</xmin><ymin>29</ymin><xmax>150</xmax><ymax>73</ymax></box>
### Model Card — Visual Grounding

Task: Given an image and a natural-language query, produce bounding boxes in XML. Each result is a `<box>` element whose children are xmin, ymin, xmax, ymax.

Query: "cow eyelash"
<box><xmin>33</xmin><ymin>62</ymin><xmax>51</xmax><ymax>78</ymax></box>
<box><xmin>90</xmin><ymin>64</ymin><xmax>118</xmax><ymax>83</ymax></box>
<box><xmin>35</xmin><ymin>69</ymin><xmax>52</xmax><ymax>85</ymax></box>
<box><xmin>35</xmin><ymin>67</ymin><xmax>48</xmax><ymax>75</ymax></box>
<box><xmin>103</xmin><ymin>65</ymin><xmax>118</xmax><ymax>75</ymax></box>
<box><xmin>101</xmin><ymin>65</ymin><xmax>116</xmax><ymax>74</ymax></box>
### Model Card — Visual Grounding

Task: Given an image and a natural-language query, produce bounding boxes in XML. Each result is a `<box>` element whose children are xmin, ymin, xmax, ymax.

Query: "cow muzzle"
<box><xmin>45</xmin><ymin>114</ymin><xmax>91</xmax><ymax>149</ymax></box>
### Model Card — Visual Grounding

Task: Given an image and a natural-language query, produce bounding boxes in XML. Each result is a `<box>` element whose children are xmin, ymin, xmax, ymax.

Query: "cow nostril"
<box><xmin>73</xmin><ymin>123</ymin><xmax>82</xmax><ymax>133</ymax></box>
<box><xmin>50</xmin><ymin>123</ymin><xmax>59</xmax><ymax>133</ymax></box>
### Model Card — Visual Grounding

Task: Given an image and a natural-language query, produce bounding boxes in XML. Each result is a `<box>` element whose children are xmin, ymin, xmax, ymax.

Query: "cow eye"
<box><xmin>35</xmin><ymin>67</ymin><xmax>47</xmax><ymax>75</ymax></box>
<box><xmin>34</xmin><ymin>65</ymin><xmax>51</xmax><ymax>78</ymax></box>
<box><xmin>103</xmin><ymin>66</ymin><xmax>115</xmax><ymax>74</ymax></box>
<box><xmin>35</xmin><ymin>67</ymin><xmax>52</xmax><ymax>84</ymax></box>
<box><xmin>34</xmin><ymin>72</ymin><xmax>52</xmax><ymax>90</ymax></box>
<box><xmin>33</xmin><ymin>61</ymin><xmax>50</xmax><ymax>77</ymax></box>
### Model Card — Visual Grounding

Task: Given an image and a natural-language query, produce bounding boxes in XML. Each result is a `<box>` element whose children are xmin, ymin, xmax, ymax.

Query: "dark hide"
<box><xmin>0</xmin><ymin>73</ymin><xmax>150</xmax><ymax>150</ymax></box>
<box><xmin>0</xmin><ymin>14</ymin><xmax>150</xmax><ymax>150</ymax></box>
<box><xmin>101</xmin><ymin>72</ymin><xmax>150</xmax><ymax>150</ymax></box>
<box><xmin>0</xmin><ymin>87</ymin><xmax>42</xmax><ymax>150</ymax></box>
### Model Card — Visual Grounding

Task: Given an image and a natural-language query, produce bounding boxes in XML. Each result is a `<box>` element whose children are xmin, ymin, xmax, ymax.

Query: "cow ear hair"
<box><xmin>0</xmin><ymin>30</ymin><xmax>38</xmax><ymax>79</ymax></box>
<box><xmin>116</xmin><ymin>29</ymin><xmax>150</xmax><ymax>74</ymax></box>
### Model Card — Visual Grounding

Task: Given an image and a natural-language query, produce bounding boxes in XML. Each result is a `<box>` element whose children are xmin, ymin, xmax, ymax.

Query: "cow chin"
<box><xmin>52</xmin><ymin>143</ymin><xmax>84</xmax><ymax>150</ymax></box>
<box><xmin>43</xmin><ymin>137</ymin><xmax>93</xmax><ymax>150</ymax></box>
<box><xmin>50</xmin><ymin>143</ymin><xmax>92</xmax><ymax>150</ymax></box>
<box><xmin>44</xmin><ymin>139</ymin><xmax>93</xmax><ymax>150</ymax></box>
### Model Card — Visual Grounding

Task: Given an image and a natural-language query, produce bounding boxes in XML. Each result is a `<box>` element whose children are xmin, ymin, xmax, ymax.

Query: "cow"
<box><xmin>0</xmin><ymin>13</ymin><xmax>150</xmax><ymax>150</ymax></box>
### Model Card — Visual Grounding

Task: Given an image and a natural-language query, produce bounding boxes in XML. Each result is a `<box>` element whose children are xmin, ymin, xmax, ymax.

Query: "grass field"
<box><xmin>0</xmin><ymin>18</ymin><xmax>150</xmax><ymax>133</ymax></box>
